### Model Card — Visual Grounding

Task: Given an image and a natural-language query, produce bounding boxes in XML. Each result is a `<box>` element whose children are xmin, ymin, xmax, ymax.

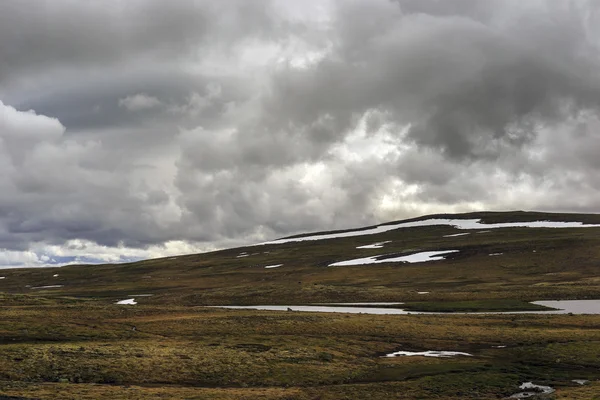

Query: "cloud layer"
<box><xmin>1</xmin><ymin>0</ymin><xmax>600</xmax><ymax>267</ymax></box>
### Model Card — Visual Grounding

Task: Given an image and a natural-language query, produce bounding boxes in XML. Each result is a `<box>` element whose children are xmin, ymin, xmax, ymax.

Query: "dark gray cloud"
<box><xmin>0</xmin><ymin>1</ymin><xmax>277</xmax><ymax>83</ymax></box>
<box><xmin>263</xmin><ymin>0</ymin><xmax>600</xmax><ymax>160</ymax></box>
<box><xmin>0</xmin><ymin>0</ymin><xmax>600</xmax><ymax>267</ymax></box>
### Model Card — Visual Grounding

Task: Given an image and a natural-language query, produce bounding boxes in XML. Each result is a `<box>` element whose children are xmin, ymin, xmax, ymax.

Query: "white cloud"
<box><xmin>118</xmin><ymin>93</ymin><xmax>162</xmax><ymax>111</ymax></box>
<box><xmin>0</xmin><ymin>1</ymin><xmax>600</xmax><ymax>269</ymax></box>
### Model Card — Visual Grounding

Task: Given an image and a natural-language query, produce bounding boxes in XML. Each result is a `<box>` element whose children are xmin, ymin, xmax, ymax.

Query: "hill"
<box><xmin>1</xmin><ymin>211</ymin><xmax>600</xmax><ymax>399</ymax></box>
<box><xmin>3</xmin><ymin>210</ymin><xmax>600</xmax><ymax>305</ymax></box>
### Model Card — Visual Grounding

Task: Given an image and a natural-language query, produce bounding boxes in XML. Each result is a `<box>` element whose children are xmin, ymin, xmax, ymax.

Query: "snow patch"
<box><xmin>443</xmin><ymin>233</ymin><xmax>470</xmax><ymax>237</ymax></box>
<box><xmin>417</xmin><ymin>291</ymin><xmax>429</xmax><ymax>294</ymax></box>
<box><xmin>356</xmin><ymin>241</ymin><xmax>391</xmax><ymax>249</ymax></box>
<box><xmin>0</xmin><ymin>277</ymin><xmax>5</xmax><ymax>279</ymax></box>
<box><xmin>237</xmin><ymin>253</ymin><xmax>250</xmax><ymax>258</ymax></box>
<box><xmin>116</xmin><ymin>298</ymin><xmax>137</xmax><ymax>305</ymax></box>
<box><xmin>264</xmin><ymin>264</ymin><xmax>283</xmax><ymax>269</ymax></box>
<box><xmin>329</xmin><ymin>250</ymin><xmax>458</xmax><ymax>266</ymax></box>
<box><xmin>53</xmin><ymin>274</ymin><xmax>59</xmax><ymax>277</ymax></box>
<box><xmin>572</xmin><ymin>379</ymin><xmax>588</xmax><ymax>385</ymax></box>
<box><xmin>30</xmin><ymin>285</ymin><xmax>63</xmax><ymax>289</ymax></box>
<box><xmin>261</xmin><ymin>218</ymin><xmax>600</xmax><ymax>245</ymax></box>
<box><xmin>489</xmin><ymin>253</ymin><xmax>503</xmax><ymax>256</ymax></box>
<box><xmin>385</xmin><ymin>350</ymin><xmax>472</xmax><ymax>358</ymax></box>
<box><xmin>509</xmin><ymin>382</ymin><xmax>554</xmax><ymax>398</ymax></box>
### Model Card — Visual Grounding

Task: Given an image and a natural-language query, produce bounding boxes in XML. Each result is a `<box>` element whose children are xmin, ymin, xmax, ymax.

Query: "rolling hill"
<box><xmin>1</xmin><ymin>210</ymin><xmax>600</xmax><ymax>399</ymax></box>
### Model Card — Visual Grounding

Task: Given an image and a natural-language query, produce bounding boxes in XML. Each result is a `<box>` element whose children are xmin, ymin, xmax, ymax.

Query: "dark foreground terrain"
<box><xmin>1</xmin><ymin>211</ymin><xmax>600</xmax><ymax>399</ymax></box>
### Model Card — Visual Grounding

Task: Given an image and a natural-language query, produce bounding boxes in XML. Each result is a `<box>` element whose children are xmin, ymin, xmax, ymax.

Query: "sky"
<box><xmin>1</xmin><ymin>0</ymin><xmax>600</xmax><ymax>268</ymax></box>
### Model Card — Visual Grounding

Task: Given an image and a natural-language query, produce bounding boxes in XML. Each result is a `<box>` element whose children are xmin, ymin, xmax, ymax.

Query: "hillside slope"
<box><xmin>2</xmin><ymin>210</ymin><xmax>600</xmax><ymax>305</ymax></box>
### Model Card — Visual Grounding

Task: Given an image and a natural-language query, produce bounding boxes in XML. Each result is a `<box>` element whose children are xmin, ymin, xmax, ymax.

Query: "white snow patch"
<box><xmin>329</xmin><ymin>250</ymin><xmax>458</xmax><ymax>266</ymax></box>
<box><xmin>0</xmin><ymin>277</ymin><xmax>5</xmax><ymax>279</ymax></box>
<box><xmin>264</xmin><ymin>264</ymin><xmax>283</xmax><ymax>269</ymax></box>
<box><xmin>417</xmin><ymin>291</ymin><xmax>429</xmax><ymax>294</ymax></box>
<box><xmin>489</xmin><ymin>253</ymin><xmax>503</xmax><ymax>256</ymax></box>
<box><xmin>261</xmin><ymin>219</ymin><xmax>600</xmax><ymax>245</ymax></box>
<box><xmin>477</xmin><ymin>230</ymin><xmax>492</xmax><ymax>233</ymax></box>
<box><xmin>492</xmin><ymin>345</ymin><xmax>507</xmax><ymax>348</ymax></box>
<box><xmin>443</xmin><ymin>233</ymin><xmax>470</xmax><ymax>237</ymax></box>
<box><xmin>356</xmin><ymin>241</ymin><xmax>391</xmax><ymax>249</ymax></box>
<box><xmin>237</xmin><ymin>253</ymin><xmax>250</xmax><ymax>258</ymax></box>
<box><xmin>30</xmin><ymin>285</ymin><xmax>63</xmax><ymax>289</ymax></box>
<box><xmin>572</xmin><ymin>379</ymin><xmax>588</xmax><ymax>385</ymax></box>
<box><xmin>116</xmin><ymin>298</ymin><xmax>137</xmax><ymax>305</ymax></box>
<box><xmin>385</xmin><ymin>350</ymin><xmax>472</xmax><ymax>358</ymax></box>
<box><xmin>53</xmin><ymin>274</ymin><xmax>59</xmax><ymax>277</ymax></box>
<box><xmin>509</xmin><ymin>382</ymin><xmax>554</xmax><ymax>398</ymax></box>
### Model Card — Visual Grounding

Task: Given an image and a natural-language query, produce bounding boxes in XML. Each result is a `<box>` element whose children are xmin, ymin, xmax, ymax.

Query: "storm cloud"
<box><xmin>1</xmin><ymin>0</ymin><xmax>600</xmax><ymax>267</ymax></box>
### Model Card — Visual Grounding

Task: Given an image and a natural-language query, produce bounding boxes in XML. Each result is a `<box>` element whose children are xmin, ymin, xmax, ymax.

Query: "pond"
<box><xmin>209</xmin><ymin>300</ymin><xmax>600</xmax><ymax>315</ymax></box>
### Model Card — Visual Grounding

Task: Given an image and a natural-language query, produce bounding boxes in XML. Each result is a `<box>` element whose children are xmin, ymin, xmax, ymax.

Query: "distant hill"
<box><xmin>2</xmin><ymin>210</ymin><xmax>600</xmax><ymax>306</ymax></box>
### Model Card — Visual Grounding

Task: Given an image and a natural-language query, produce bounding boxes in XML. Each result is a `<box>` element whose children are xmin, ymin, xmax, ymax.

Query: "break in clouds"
<box><xmin>1</xmin><ymin>0</ymin><xmax>600</xmax><ymax>267</ymax></box>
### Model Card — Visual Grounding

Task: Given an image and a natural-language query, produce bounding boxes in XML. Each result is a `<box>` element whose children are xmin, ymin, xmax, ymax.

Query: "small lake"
<box><xmin>210</xmin><ymin>300</ymin><xmax>600</xmax><ymax>315</ymax></box>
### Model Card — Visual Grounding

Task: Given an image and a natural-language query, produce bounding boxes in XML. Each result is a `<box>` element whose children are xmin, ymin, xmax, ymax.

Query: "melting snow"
<box><xmin>116</xmin><ymin>298</ymin><xmax>137</xmax><ymax>305</ymax></box>
<box><xmin>417</xmin><ymin>291</ymin><xmax>429</xmax><ymax>294</ymax></box>
<box><xmin>0</xmin><ymin>277</ymin><xmax>5</xmax><ymax>279</ymax></box>
<box><xmin>30</xmin><ymin>285</ymin><xmax>63</xmax><ymax>289</ymax></box>
<box><xmin>264</xmin><ymin>264</ymin><xmax>283</xmax><ymax>269</ymax></box>
<box><xmin>261</xmin><ymin>218</ymin><xmax>600</xmax><ymax>245</ymax></box>
<box><xmin>509</xmin><ymin>382</ymin><xmax>554</xmax><ymax>398</ymax></box>
<box><xmin>237</xmin><ymin>253</ymin><xmax>250</xmax><ymax>258</ymax></box>
<box><xmin>329</xmin><ymin>250</ymin><xmax>458</xmax><ymax>266</ymax></box>
<box><xmin>53</xmin><ymin>274</ymin><xmax>59</xmax><ymax>277</ymax></box>
<box><xmin>443</xmin><ymin>233</ymin><xmax>470</xmax><ymax>237</ymax></box>
<box><xmin>385</xmin><ymin>350</ymin><xmax>472</xmax><ymax>358</ymax></box>
<box><xmin>356</xmin><ymin>241</ymin><xmax>391</xmax><ymax>249</ymax></box>
<box><xmin>572</xmin><ymin>379</ymin><xmax>588</xmax><ymax>385</ymax></box>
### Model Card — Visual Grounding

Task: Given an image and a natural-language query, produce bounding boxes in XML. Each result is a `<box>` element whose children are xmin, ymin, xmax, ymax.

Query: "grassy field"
<box><xmin>1</xmin><ymin>211</ymin><xmax>600</xmax><ymax>398</ymax></box>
